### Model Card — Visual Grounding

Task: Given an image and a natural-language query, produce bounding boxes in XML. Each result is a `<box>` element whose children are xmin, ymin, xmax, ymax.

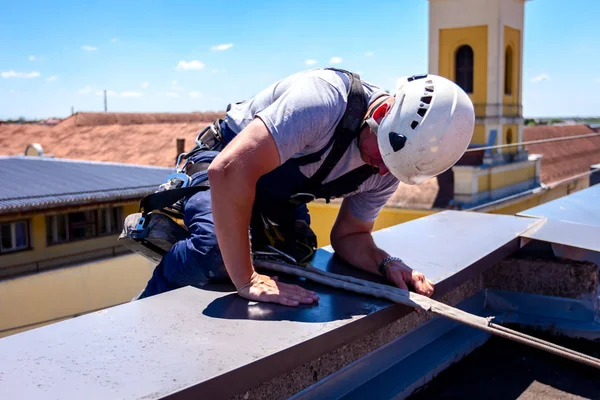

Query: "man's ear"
<box><xmin>373</xmin><ymin>102</ymin><xmax>390</xmax><ymax>123</ymax></box>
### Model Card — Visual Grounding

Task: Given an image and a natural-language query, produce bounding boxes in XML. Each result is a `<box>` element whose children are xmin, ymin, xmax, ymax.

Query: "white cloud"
<box><xmin>305</xmin><ymin>59</ymin><xmax>318</xmax><ymax>66</ymax></box>
<box><xmin>121</xmin><ymin>91</ymin><xmax>142</xmax><ymax>97</ymax></box>
<box><xmin>329</xmin><ymin>57</ymin><xmax>343</xmax><ymax>64</ymax></box>
<box><xmin>111</xmin><ymin>38</ymin><xmax>117</xmax><ymax>43</ymax></box>
<box><xmin>176</xmin><ymin>60</ymin><xmax>205</xmax><ymax>70</ymax></box>
<box><xmin>364</xmin><ymin>52</ymin><xmax>373</xmax><ymax>57</ymax></box>
<box><xmin>78</xmin><ymin>85</ymin><xmax>92</xmax><ymax>94</ymax></box>
<box><xmin>1</xmin><ymin>70</ymin><xmax>40</xmax><ymax>79</ymax></box>
<box><xmin>46</xmin><ymin>75</ymin><xmax>58</xmax><ymax>82</ymax></box>
<box><xmin>188</xmin><ymin>91</ymin><xmax>202</xmax><ymax>98</ymax></box>
<box><xmin>531</xmin><ymin>73</ymin><xmax>550</xmax><ymax>83</ymax></box>
<box><xmin>211</xmin><ymin>43</ymin><xmax>233</xmax><ymax>51</ymax></box>
<box><xmin>29</xmin><ymin>55</ymin><xmax>36</xmax><ymax>61</ymax></box>
<box><xmin>164</xmin><ymin>92</ymin><xmax>179</xmax><ymax>97</ymax></box>
<box><xmin>95</xmin><ymin>90</ymin><xmax>118</xmax><ymax>96</ymax></box>
<box><xmin>141</xmin><ymin>81</ymin><xmax>150</xmax><ymax>89</ymax></box>
<box><xmin>212</xmin><ymin>69</ymin><xmax>218</xmax><ymax>73</ymax></box>
<box><xmin>82</xmin><ymin>45</ymin><xmax>97</xmax><ymax>51</ymax></box>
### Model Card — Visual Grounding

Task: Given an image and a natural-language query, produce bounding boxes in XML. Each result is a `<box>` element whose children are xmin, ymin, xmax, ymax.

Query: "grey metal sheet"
<box><xmin>0</xmin><ymin>211</ymin><xmax>540</xmax><ymax>399</ymax></box>
<box><xmin>520</xmin><ymin>218</ymin><xmax>600</xmax><ymax>253</ymax></box>
<box><xmin>0</xmin><ymin>156</ymin><xmax>170</xmax><ymax>213</ymax></box>
<box><xmin>327</xmin><ymin>210</ymin><xmax>542</xmax><ymax>294</ymax></box>
<box><xmin>517</xmin><ymin>184</ymin><xmax>600</xmax><ymax>227</ymax></box>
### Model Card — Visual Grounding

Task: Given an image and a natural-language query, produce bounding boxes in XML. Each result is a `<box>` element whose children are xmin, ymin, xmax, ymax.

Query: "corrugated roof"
<box><xmin>523</xmin><ymin>124</ymin><xmax>600</xmax><ymax>184</ymax></box>
<box><xmin>0</xmin><ymin>156</ymin><xmax>171</xmax><ymax>215</ymax></box>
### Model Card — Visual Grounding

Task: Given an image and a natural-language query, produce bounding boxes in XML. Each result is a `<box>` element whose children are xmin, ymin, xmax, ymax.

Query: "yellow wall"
<box><xmin>484</xmin><ymin>177</ymin><xmax>588</xmax><ymax>215</ymax></box>
<box><xmin>472</xmin><ymin>124</ymin><xmax>487</xmax><ymax>145</ymax></box>
<box><xmin>0</xmin><ymin>202</ymin><xmax>139</xmax><ymax>277</ymax></box>
<box><xmin>477</xmin><ymin>163</ymin><xmax>536</xmax><ymax>193</ymax></box>
<box><xmin>307</xmin><ymin>202</ymin><xmax>435</xmax><ymax>247</ymax></box>
<box><xmin>488</xmin><ymin>195</ymin><xmax>540</xmax><ymax>215</ymax></box>
<box><xmin>439</xmin><ymin>25</ymin><xmax>488</xmax><ymax>118</ymax></box>
<box><xmin>0</xmin><ymin>253</ymin><xmax>153</xmax><ymax>338</ymax></box>
<box><xmin>503</xmin><ymin>26</ymin><xmax>521</xmax><ymax>115</ymax></box>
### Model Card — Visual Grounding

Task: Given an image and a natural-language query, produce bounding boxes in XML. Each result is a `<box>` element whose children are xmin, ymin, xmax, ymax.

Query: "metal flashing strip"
<box><xmin>517</xmin><ymin>183</ymin><xmax>600</xmax><ymax>227</ymax></box>
<box><xmin>290</xmin><ymin>293</ymin><xmax>491</xmax><ymax>400</ymax></box>
<box><xmin>485</xmin><ymin>289</ymin><xmax>597</xmax><ymax>323</ymax></box>
<box><xmin>0</xmin><ymin>211</ymin><xmax>540</xmax><ymax>400</ymax></box>
<box><xmin>292</xmin><ymin>290</ymin><xmax>600</xmax><ymax>400</ymax></box>
<box><xmin>520</xmin><ymin>218</ymin><xmax>600</xmax><ymax>253</ymax></box>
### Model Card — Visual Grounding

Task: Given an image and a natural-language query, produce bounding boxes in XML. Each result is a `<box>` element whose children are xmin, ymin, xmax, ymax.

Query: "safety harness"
<box><xmin>132</xmin><ymin>68</ymin><xmax>379</xmax><ymax>263</ymax></box>
<box><xmin>138</xmin><ymin>69</ymin><xmax>376</xmax><ymax>215</ymax></box>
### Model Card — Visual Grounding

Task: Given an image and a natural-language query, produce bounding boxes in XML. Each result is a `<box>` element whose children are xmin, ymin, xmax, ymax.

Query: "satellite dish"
<box><xmin>25</xmin><ymin>143</ymin><xmax>44</xmax><ymax>157</ymax></box>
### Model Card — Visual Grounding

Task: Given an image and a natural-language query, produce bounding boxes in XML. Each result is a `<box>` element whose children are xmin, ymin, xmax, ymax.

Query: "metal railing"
<box><xmin>465</xmin><ymin>133</ymin><xmax>600</xmax><ymax>153</ymax></box>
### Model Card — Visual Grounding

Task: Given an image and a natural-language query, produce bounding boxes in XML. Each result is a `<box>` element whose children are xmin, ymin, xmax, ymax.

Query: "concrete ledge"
<box><xmin>0</xmin><ymin>211</ymin><xmax>542</xmax><ymax>400</ymax></box>
<box><xmin>231</xmin><ymin>276</ymin><xmax>485</xmax><ymax>400</ymax></box>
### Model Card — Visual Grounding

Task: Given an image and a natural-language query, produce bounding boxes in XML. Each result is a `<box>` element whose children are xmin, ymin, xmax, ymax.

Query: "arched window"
<box><xmin>455</xmin><ymin>45</ymin><xmax>474</xmax><ymax>94</ymax></box>
<box><xmin>504</xmin><ymin>46</ymin><xmax>513</xmax><ymax>95</ymax></box>
<box><xmin>506</xmin><ymin>128</ymin><xmax>514</xmax><ymax>146</ymax></box>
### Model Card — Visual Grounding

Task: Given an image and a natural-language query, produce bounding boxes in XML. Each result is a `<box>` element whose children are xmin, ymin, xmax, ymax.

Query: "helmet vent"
<box><xmin>408</xmin><ymin>74</ymin><xmax>428</xmax><ymax>82</ymax></box>
<box><xmin>425</xmin><ymin>85</ymin><xmax>434</xmax><ymax>93</ymax></box>
<box><xmin>426</xmin><ymin>79</ymin><xmax>433</xmax><ymax>84</ymax></box>
<box><xmin>411</xmin><ymin>121</ymin><xmax>419</xmax><ymax>129</ymax></box>
<box><xmin>417</xmin><ymin>107</ymin><xmax>427</xmax><ymax>117</ymax></box>
<box><xmin>389</xmin><ymin>132</ymin><xmax>407</xmax><ymax>152</ymax></box>
<box><xmin>421</xmin><ymin>96</ymin><xmax>432</xmax><ymax>104</ymax></box>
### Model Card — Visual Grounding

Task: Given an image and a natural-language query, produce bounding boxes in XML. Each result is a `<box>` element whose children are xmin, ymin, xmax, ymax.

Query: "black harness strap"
<box><xmin>138</xmin><ymin>183</ymin><xmax>209</xmax><ymax>215</ymax></box>
<box><xmin>294</xmin><ymin>68</ymin><xmax>373</xmax><ymax>202</ymax></box>
<box><xmin>314</xmin><ymin>164</ymin><xmax>379</xmax><ymax>202</ymax></box>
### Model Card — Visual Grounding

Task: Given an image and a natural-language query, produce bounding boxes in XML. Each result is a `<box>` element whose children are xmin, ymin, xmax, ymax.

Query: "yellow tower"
<box><xmin>428</xmin><ymin>0</ymin><xmax>541</xmax><ymax>207</ymax></box>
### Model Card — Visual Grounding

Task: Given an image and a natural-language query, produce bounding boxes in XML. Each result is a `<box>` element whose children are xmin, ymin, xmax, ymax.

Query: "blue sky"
<box><xmin>1</xmin><ymin>0</ymin><xmax>599</xmax><ymax>119</ymax></box>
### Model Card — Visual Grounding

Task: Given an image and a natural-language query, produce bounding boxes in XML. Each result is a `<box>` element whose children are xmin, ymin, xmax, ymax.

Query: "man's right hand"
<box><xmin>237</xmin><ymin>272</ymin><xmax>320</xmax><ymax>307</ymax></box>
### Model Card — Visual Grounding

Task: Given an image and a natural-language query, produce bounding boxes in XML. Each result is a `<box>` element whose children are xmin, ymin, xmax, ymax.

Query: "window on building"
<box><xmin>46</xmin><ymin>206</ymin><xmax>123</xmax><ymax>245</ymax></box>
<box><xmin>0</xmin><ymin>220</ymin><xmax>30</xmax><ymax>254</ymax></box>
<box><xmin>455</xmin><ymin>45</ymin><xmax>474</xmax><ymax>94</ymax></box>
<box><xmin>506</xmin><ymin>128</ymin><xmax>514</xmax><ymax>145</ymax></box>
<box><xmin>504</xmin><ymin>46</ymin><xmax>513</xmax><ymax>95</ymax></box>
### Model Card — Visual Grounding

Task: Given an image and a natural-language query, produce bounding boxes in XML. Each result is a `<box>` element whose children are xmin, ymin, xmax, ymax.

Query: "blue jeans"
<box><xmin>140</xmin><ymin>123</ymin><xmax>311</xmax><ymax>299</ymax></box>
<box><xmin>141</xmin><ymin>150</ymin><xmax>230</xmax><ymax>298</ymax></box>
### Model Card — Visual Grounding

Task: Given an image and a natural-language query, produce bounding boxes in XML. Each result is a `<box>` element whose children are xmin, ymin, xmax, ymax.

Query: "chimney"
<box><xmin>176</xmin><ymin>138</ymin><xmax>185</xmax><ymax>162</ymax></box>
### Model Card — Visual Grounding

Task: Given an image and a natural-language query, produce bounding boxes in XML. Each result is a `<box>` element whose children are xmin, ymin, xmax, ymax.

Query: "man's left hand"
<box><xmin>384</xmin><ymin>260</ymin><xmax>434</xmax><ymax>297</ymax></box>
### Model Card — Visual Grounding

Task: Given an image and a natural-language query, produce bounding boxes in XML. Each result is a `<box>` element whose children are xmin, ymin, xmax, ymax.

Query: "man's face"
<box><xmin>358</xmin><ymin>97</ymin><xmax>395</xmax><ymax>176</ymax></box>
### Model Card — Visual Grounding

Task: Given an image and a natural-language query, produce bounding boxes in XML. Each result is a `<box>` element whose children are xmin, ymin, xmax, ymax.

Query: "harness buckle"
<box><xmin>289</xmin><ymin>193</ymin><xmax>316</xmax><ymax>206</ymax></box>
<box><xmin>195</xmin><ymin>122</ymin><xmax>223</xmax><ymax>150</ymax></box>
<box><xmin>157</xmin><ymin>172</ymin><xmax>192</xmax><ymax>192</ymax></box>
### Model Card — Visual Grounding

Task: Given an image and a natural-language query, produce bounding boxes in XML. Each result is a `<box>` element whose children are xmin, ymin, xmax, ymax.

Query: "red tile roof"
<box><xmin>523</xmin><ymin>124</ymin><xmax>600</xmax><ymax>184</ymax></box>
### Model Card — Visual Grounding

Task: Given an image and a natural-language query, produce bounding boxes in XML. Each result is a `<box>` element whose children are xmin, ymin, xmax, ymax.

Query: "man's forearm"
<box><xmin>331</xmin><ymin>232</ymin><xmax>390</xmax><ymax>277</ymax></box>
<box><xmin>208</xmin><ymin>166</ymin><xmax>256</xmax><ymax>289</ymax></box>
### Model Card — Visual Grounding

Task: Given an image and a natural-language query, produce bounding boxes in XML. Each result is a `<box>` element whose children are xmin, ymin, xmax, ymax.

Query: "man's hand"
<box><xmin>237</xmin><ymin>272</ymin><xmax>320</xmax><ymax>307</ymax></box>
<box><xmin>384</xmin><ymin>260</ymin><xmax>434</xmax><ymax>297</ymax></box>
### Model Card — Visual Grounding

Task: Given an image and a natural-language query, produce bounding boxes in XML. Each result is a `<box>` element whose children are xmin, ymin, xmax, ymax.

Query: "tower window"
<box><xmin>506</xmin><ymin>128</ymin><xmax>514</xmax><ymax>145</ymax></box>
<box><xmin>504</xmin><ymin>46</ymin><xmax>513</xmax><ymax>95</ymax></box>
<box><xmin>455</xmin><ymin>45</ymin><xmax>474</xmax><ymax>94</ymax></box>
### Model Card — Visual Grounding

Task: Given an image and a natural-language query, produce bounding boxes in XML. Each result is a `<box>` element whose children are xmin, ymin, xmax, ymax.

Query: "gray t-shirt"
<box><xmin>224</xmin><ymin>68</ymin><xmax>399</xmax><ymax>222</ymax></box>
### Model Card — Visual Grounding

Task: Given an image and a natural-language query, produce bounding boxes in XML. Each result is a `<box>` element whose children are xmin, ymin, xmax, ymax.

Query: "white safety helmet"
<box><xmin>367</xmin><ymin>74</ymin><xmax>475</xmax><ymax>185</ymax></box>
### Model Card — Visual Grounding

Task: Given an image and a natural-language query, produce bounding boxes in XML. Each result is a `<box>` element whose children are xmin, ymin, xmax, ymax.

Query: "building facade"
<box><xmin>428</xmin><ymin>0</ymin><xmax>541</xmax><ymax>207</ymax></box>
<box><xmin>0</xmin><ymin>155</ymin><xmax>170</xmax><ymax>337</ymax></box>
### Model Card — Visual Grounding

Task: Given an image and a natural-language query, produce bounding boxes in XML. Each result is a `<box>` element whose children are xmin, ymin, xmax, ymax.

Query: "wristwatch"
<box><xmin>378</xmin><ymin>256</ymin><xmax>403</xmax><ymax>278</ymax></box>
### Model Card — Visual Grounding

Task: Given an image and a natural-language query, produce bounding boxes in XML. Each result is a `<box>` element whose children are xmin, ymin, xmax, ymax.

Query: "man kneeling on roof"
<box><xmin>136</xmin><ymin>68</ymin><xmax>475</xmax><ymax>306</ymax></box>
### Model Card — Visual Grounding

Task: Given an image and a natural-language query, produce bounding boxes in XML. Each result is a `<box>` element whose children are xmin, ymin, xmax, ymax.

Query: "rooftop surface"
<box><xmin>0</xmin><ymin>156</ymin><xmax>170</xmax><ymax>214</ymax></box>
<box><xmin>0</xmin><ymin>210</ymin><xmax>541</xmax><ymax>399</ymax></box>
<box><xmin>523</xmin><ymin>124</ymin><xmax>600</xmax><ymax>184</ymax></box>
<box><xmin>11</xmin><ymin>115</ymin><xmax>600</xmax><ymax>211</ymax></box>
